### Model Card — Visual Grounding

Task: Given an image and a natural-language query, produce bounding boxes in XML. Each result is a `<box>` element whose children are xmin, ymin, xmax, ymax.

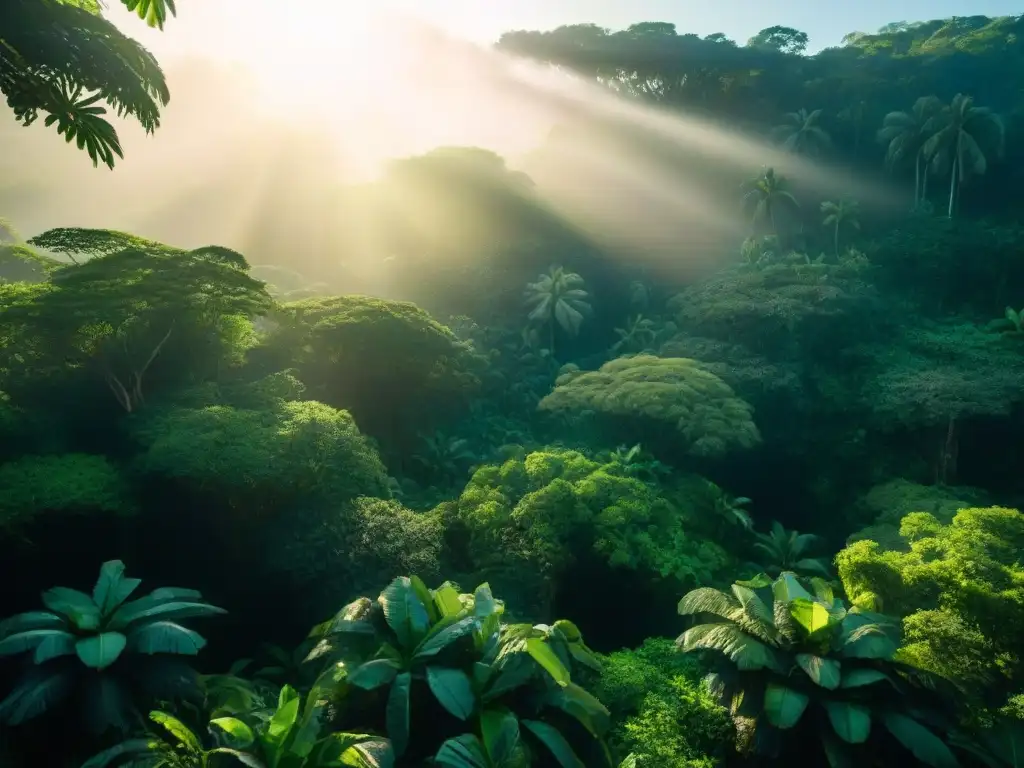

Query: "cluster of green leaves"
<box><xmin>538</xmin><ymin>356</ymin><xmax>761</xmax><ymax>458</ymax></box>
<box><xmin>2</xmin><ymin>0</ymin><xmax>177</xmax><ymax>168</ymax></box>
<box><xmin>677</xmin><ymin>571</ymin><xmax>963</xmax><ymax>765</ymax></box>
<box><xmin>439</xmin><ymin>449</ymin><xmax>733</xmax><ymax>607</ymax></box>
<box><xmin>0</xmin><ymin>560</ymin><xmax>224</xmax><ymax>732</ymax></box>
<box><xmin>595</xmin><ymin>638</ymin><xmax>732</xmax><ymax>767</ymax></box>
<box><xmin>305</xmin><ymin>575</ymin><xmax>613</xmax><ymax>766</ymax></box>
<box><xmin>837</xmin><ymin>506</ymin><xmax>1024</xmax><ymax>704</ymax></box>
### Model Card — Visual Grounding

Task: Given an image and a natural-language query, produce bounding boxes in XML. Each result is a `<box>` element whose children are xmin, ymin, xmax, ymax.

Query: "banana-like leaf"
<box><xmin>387</xmin><ymin>672</ymin><xmax>412</xmax><ymax>756</ymax></box>
<box><xmin>731</xmin><ymin>584</ymin><xmax>774</xmax><ymax>628</ymax></box>
<box><xmin>349</xmin><ymin>659</ymin><xmax>401</xmax><ymax>690</ymax></box>
<box><xmin>883</xmin><ymin>713</ymin><xmax>959</xmax><ymax>768</ymax></box>
<box><xmin>34</xmin><ymin>630</ymin><xmax>77</xmax><ymax>663</ymax></box>
<box><xmin>433</xmin><ymin>583</ymin><xmax>466</xmax><ymax>618</ymax></box>
<box><xmin>840</xmin><ymin>669</ymin><xmax>891</xmax><ymax>689</ymax></box>
<box><xmin>379</xmin><ymin>577</ymin><xmax>430</xmax><ymax>649</ymax></box>
<box><xmin>825</xmin><ymin>701</ymin><xmax>871</xmax><ymax>744</ymax></box>
<box><xmin>92</xmin><ymin>560</ymin><xmax>142</xmax><ymax>615</ymax></box>
<box><xmin>0</xmin><ymin>611</ymin><xmax>65</xmax><ymax>637</ymax></box>
<box><xmin>435</xmin><ymin>734</ymin><xmax>489</xmax><ymax>768</ymax></box>
<box><xmin>128</xmin><ymin>621</ymin><xmax>206</xmax><ymax>655</ymax></box>
<box><xmin>525</xmin><ymin>638</ymin><xmax>570</xmax><ymax>687</ymax></box>
<box><xmin>151</xmin><ymin>710</ymin><xmax>202</xmax><ymax>752</ymax></box>
<box><xmin>0</xmin><ymin>628</ymin><xmax>71</xmax><ymax>657</ymax></box>
<box><xmin>677</xmin><ymin>587</ymin><xmax>738</xmax><ymax>619</ymax></box>
<box><xmin>41</xmin><ymin>587</ymin><xmax>101</xmax><ymax>630</ymax></box>
<box><xmin>796</xmin><ymin>654</ymin><xmax>841</xmax><ymax>689</ymax></box>
<box><xmin>679</xmin><ymin>624</ymin><xmax>783</xmax><ymax>672</ymax></box>
<box><xmin>522</xmin><ymin>719</ymin><xmax>583</xmax><ymax>768</ymax></box>
<box><xmin>428</xmin><ymin>667</ymin><xmax>476</xmax><ymax>721</ymax></box>
<box><xmin>480</xmin><ymin>708</ymin><xmax>521</xmax><ymax>764</ymax></box>
<box><xmin>210</xmin><ymin>717</ymin><xmax>255</xmax><ymax>749</ymax></box>
<box><xmin>108</xmin><ymin>600</ymin><xmax>226</xmax><ymax>631</ymax></box>
<box><xmin>763</xmin><ymin>683</ymin><xmax>810</xmax><ymax>729</ymax></box>
<box><xmin>207</xmin><ymin>749</ymin><xmax>265</xmax><ymax>768</ymax></box>
<box><xmin>81</xmin><ymin>739</ymin><xmax>158</xmax><ymax>768</ymax></box>
<box><xmin>414</xmin><ymin>616</ymin><xmax>478</xmax><ymax>661</ymax></box>
<box><xmin>0</xmin><ymin>668</ymin><xmax>74</xmax><ymax>725</ymax></box>
<box><xmin>772</xmin><ymin>573</ymin><xmax>813</xmax><ymax>604</ymax></box>
<box><xmin>543</xmin><ymin>682</ymin><xmax>610</xmax><ymax>737</ymax></box>
<box><xmin>262</xmin><ymin>685</ymin><xmax>300</xmax><ymax>763</ymax></box>
<box><xmin>76</xmin><ymin>632</ymin><xmax>128</xmax><ymax>670</ymax></box>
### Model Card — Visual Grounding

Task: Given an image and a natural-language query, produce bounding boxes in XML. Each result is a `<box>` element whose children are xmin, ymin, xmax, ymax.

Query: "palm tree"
<box><xmin>770</xmin><ymin>108</ymin><xmax>832</xmax><ymax>156</ymax></box>
<box><xmin>820</xmin><ymin>199</ymin><xmax>860</xmax><ymax>256</ymax></box>
<box><xmin>2</xmin><ymin>0</ymin><xmax>178</xmax><ymax>168</ymax></box>
<box><xmin>750</xmin><ymin>521</ymin><xmax>830</xmax><ymax>578</ymax></box>
<box><xmin>523</xmin><ymin>266</ymin><xmax>591</xmax><ymax>354</ymax></box>
<box><xmin>922</xmin><ymin>93</ymin><xmax>1005</xmax><ymax>218</ymax></box>
<box><xmin>610</xmin><ymin>314</ymin><xmax>657</xmax><ymax>355</ymax></box>
<box><xmin>877</xmin><ymin>96</ymin><xmax>943</xmax><ymax>207</ymax></box>
<box><xmin>742</xmin><ymin>167</ymin><xmax>799</xmax><ymax>237</ymax></box>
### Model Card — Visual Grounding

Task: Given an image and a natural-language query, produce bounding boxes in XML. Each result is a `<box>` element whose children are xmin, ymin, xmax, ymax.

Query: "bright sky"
<box><xmin>114</xmin><ymin>0</ymin><xmax>1022</xmax><ymax>58</ymax></box>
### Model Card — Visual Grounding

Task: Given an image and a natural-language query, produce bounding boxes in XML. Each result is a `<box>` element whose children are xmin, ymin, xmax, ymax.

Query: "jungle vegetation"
<box><xmin>1</xmin><ymin>6</ymin><xmax>1024</xmax><ymax>768</ymax></box>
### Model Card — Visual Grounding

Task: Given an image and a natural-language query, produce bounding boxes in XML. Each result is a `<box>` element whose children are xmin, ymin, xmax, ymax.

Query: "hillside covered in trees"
<box><xmin>1</xmin><ymin>3</ymin><xmax>1024</xmax><ymax>767</ymax></box>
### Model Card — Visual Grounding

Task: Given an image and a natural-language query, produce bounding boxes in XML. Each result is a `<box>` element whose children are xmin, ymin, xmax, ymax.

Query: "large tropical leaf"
<box><xmin>127</xmin><ymin>621</ymin><xmax>206</xmax><ymax>655</ymax></box>
<box><xmin>210</xmin><ymin>717</ymin><xmax>256</xmax><ymax>749</ymax></box>
<box><xmin>543</xmin><ymin>682</ymin><xmax>610</xmax><ymax>737</ymax></box>
<box><xmin>349</xmin><ymin>658</ymin><xmax>402</xmax><ymax>690</ymax></box>
<box><xmin>481</xmin><ymin>707</ymin><xmax>522</xmax><ymax>765</ymax></box>
<box><xmin>525</xmin><ymin>637</ymin><xmax>570</xmax><ymax>686</ymax></box>
<box><xmin>796</xmin><ymin>654</ymin><xmax>841</xmax><ymax>690</ymax></box>
<box><xmin>150</xmin><ymin>710</ymin><xmax>202</xmax><ymax>752</ymax></box>
<box><xmin>0</xmin><ymin>611</ymin><xmax>65</xmax><ymax>637</ymax></box>
<box><xmin>387</xmin><ymin>672</ymin><xmax>412</xmax><ymax>756</ymax></box>
<box><xmin>0</xmin><ymin>668</ymin><xmax>74</xmax><ymax>725</ymax></box>
<box><xmin>825</xmin><ymin>701</ymin><xmax>871</xmax><ymax>744</ymax></box>
<box><xmin>34</xmin><ymin>630</ymin><xmax>78</xmax><ymax>663</ymax></box>
<box><xmin>677</xmin><ymin>587</ymin><xmax>739</xmax><ymax>620</ymax></box>
<box><xmin>435</xmin><ymin>734</ymin><xmax>489</xmax><ymax>768</ymax></box>
<box><xmin>41</xmin><ymin>586</ymin><xmax>101</xmax><ymax>630</ymax></box>
<box><xmin>840</xmin><ymin>669</ymin><xmax>891</xmax><ymax>689</ymax></box>
<box><xmin>379</xmin><ymin>577</ymin><xmax>431</xmax><ymax>649</ymax></box>
<box><xmin>81</xmin><ymin>739</ymin><xmax>157</xmax><ymax>768</ymax></box>
<box><xmin>427</xmin><ymin>667</ymin><xmax>476</xmax><ymax>721</ymax></box>
<box><xmin>108</xmin><ymin>599</ymin><xmax>226</xmax><ymax>630</ymax></box>
<box><xmin>522</xmin><ymin>719</ymin><xmax>583</xmax><ymax>768</ymax></box>
<box><xmin>883</xmin><ymin>713</ymin><xmax>959</xmax><ymax>768</ymax></box>
<box><xmin>679</xmin><ymin>624</ymin><xmax>782</xmax><ymax>671</ymax></box>
<box><xmin>0</xmin><ymin>628</ymin><xmax>73</xmax><ymax>657</ymax></box>
<box><xmin>763</xmin><ymin>683</ymin><xmax>810</xmax><ymax>729</ymax></box>
<box><xmin>92</xmin><ymin>560</ymin><xmax>142</xmax><ymax>616</ymax></box>
<box><xmin>414</xmin><ymin>616</ymin><xmax>478</xmax><ymax>660</ymax></box>
<box><xmin>75</xmin><ymin>632</ymin><xmax>128</xmax><ymax>669</ymax></box>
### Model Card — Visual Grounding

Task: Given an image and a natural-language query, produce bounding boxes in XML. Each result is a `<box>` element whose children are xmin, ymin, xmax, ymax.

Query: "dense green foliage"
<box><xmin>2</xmin><ymin>8</ymin><xmax>1024</xmax><ymax>768</ymax></box>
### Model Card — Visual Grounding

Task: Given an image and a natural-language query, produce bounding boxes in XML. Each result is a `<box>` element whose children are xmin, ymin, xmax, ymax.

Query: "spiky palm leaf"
<box><xmin>524</xmin><ymin>265</ymin><xmax>591</xmax><ymax>347</ymax></box>
<box><xmin>610</xmin><ymin>314</ymin><xmax>657</xmax><ymax>354</ymax></box>
<box><xmin>741</xmin><ymin>168</ymin><xmax>799</xmax><ymax>235</ymax></box>
<box><xmin>770</xmin><ymin>108</ymin><xmax>832</xmax><ymax>156</ymax></box>
<box><xmin>2</xmin><ymin>0</ymin><xmax>177</xmax><ymax>168</ymax></box>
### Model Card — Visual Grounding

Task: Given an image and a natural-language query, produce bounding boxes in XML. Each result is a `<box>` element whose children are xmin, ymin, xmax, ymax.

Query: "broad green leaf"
<box><xmin>677</xmin><ymin>587</ymin><xmax>738</xmax><ymax>619</ymax></box>
<box><xmin>772</xmin><ymin>572</ymin><xmax>813</xmax><ymax>603</ymax></box>
<box><xmin>433</xmin><ymin>583</ymin><xmax>466</xmax><ymax>619</ymax></box>
<box><xmin>387</xmin><ymin>672</ymin><xmax>412</xmax><ymax>756</ymax></box>
<box><xmin>127</xmin><ymin>621</ymin><xmax>206</xmax><ymax>655</ymax></box>
<box><xmin>41</xmin><ymin>587</ymin><xmax>101</xmax><ymax>630</ymax></box>
<box><xmin>544</xmin><ymin>682</ymin><xmax>610</xmax><ymax>737</ymax></box>
<box><xmin>435</xmin><ymin>734</ymin><xmax>489</xmax><ymax>768</ymax></box>
<box><xmin>763</xmin><ymin>683</ymin><xmax>810</xmax><ymax>728</ymax></box>
<box><xmin>0</xmin><ymin>669</ymin><xmax>73</xmax><ymax>725</ymax></box>
<box><xmin>108</xmin><ymin>600</ymin><xmax>226</xmax><ymax>631</ymax></box>
<box><xmin>551</xmin><ymin>619</ymin><xmax>582</xmax><ymax>643</ymax></box>
<box><xmin>825</xmin><ymin>701</ymin><xmax>871</xmax><ymax>744</ymax></box>
<box><xmin>210</xmin><ymin>717</ymin><xmax>255</xmax><ymax>748</ymax></box>
<box><xmin>349</xmin><ymin>658</ymin><xmax>401</xmax><ymax>690</ymax></box>
<box><xmin>75</xmin><ymin>632</ymin><xmax>127</xmax><ymax>670</ymax></box>
<box><xmin>92</xmin><ymin>561</ymin><xmax>142</xmax><ymax>615</ymax></box>
<box><xmin>481</xmin><ymin>707</ymin><xmax>521</xmax><ymax>765</ymax></box>
<box><xmin>379</xmin><ymin>577</ymin><xmax>430</xmax><ymax>649</ymax></box>
<box><xmin>414</xmin><ymin>616</ymin><xmax>478</xmax><ymax>660</ymax></box>
<box><xmin>522</xmin><ymin>719</ymin><xmax>584</xmax><ymax>767</ymax></box>
<box><xmin>679</xmin><ymin>624</ymin><xmax>783</xmax><ymax>671</ymax></box>
<box><xmin>731</xmin><ymin>584</ymin><xmax>773</xmax><ymax>627</ymax></box>
<box><xmin>525</xmin><ymin>637</ymin><xmax>571</xmax><ymax>687</ymax></box>
<box><xmin>483</xmin><ymin>653</ymin><xmax>536</xmax><ymax>701</ymax></box>
<box><xmin>262</xmin><ymin>685</ymin><xmax>300</xmax><ymax>761</ymax></box>
<box><xmin>840</xmin><ymin>669</ymin><xmax>891</xmax><ymax>688</ymax></box>
<box><xmin>0</xmin><ymin>629</ymin><xmax>72</xmax><ymax>657</ymax></box>
<box><xmin>734</xmin><ymin>573</ymin><xmax>773</xmax><ymax>589</ymax></box>
<box><xmin>410</xmin><ymin>575</ymin><xmax>439</xmax><ymax>625</ymax></box>
<box><xmin>34</xmin><ymin>630</ymin><xmax>77</xmax><ymax>663</ymax></box>
<box><xmin>473</xmin><ymin>584</ymin><xmax>498</xmax><ymax>618</ymax></box>
<box><xmin>796</xmin><ymin>654</ymin><xmax>841</xmax><ymax>689</ymax></box>
<box><xmin>151</xmin><ymin>710</ymin><xmax>202</xmax><ymax>751</ymax></box>
<box><xmin>840</xmin><ymin>622</ymin><xmax>898</xmax><ymax>659</ymax></box>
<box><xmin>427</xmin><ymin>667</ymin><xmax>476</xmax><ymax>720</ymax></box>
<box><xmin>207</xmin><ymin>749</ymin><xmax>265</xmax><ymax>768</ymax></box>
<box><xmin>809</xmin><ymin>577</ymin><xmax>834</xmax><ymax>604</ymax></box>
<box><xmin>81</xmin><ymin>739</ymin><xmax>156</xmax><ymax>768</ymax></box>
<box><xmin>883</xmin><ymin>713</ymin><xmax>959</xmax><ymax>768</ymax></box>
<box><xmin>790</xmin><ymin>599</ymin><xmax>834</xmax><ymax>636</ymax></box>
<box><xmin>328</xmin><ymin>735</ymin><xmax>394</xmax><ymax>768</ymax></box>
<box><xmin>0</xmin><ymin>611</ymin><xmax>64</xmax><ymax>637</ymax></box>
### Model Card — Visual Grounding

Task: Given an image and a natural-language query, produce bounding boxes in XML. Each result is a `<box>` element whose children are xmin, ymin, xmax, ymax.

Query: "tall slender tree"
<box><xmin>742</xmin><ymin>167</ymin><xmax>800</xmax><ymax>237</ymax></box>
<box><xmin>877</xmin><ymin>95</ymin><xmax>942</xmax><ymax>207</ymax></box>
<box><xmin>820</xmin><ymin>199</ymin><xmax>860</xmax><ymax>256</ymax></box>
<box><xmin>770</xmin><ymin>108</ymin><xmax>832</xmax><ymax>156</ymax></box>
<box><xmin>921</xmin><ymin>93</ymin><xmax>1005</xmax><ymax>218</ymax></box>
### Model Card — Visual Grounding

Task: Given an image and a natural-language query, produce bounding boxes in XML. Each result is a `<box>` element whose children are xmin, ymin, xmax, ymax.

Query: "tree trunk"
<box><xmin>913</xmin><ymin>152</ymin><xmax>921</xmax><ymax>206</ymax></box>
<box><xmin>947</xmin><ymin>135</ymin><xmax>959</xmax><ymax>218</ymax></box>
